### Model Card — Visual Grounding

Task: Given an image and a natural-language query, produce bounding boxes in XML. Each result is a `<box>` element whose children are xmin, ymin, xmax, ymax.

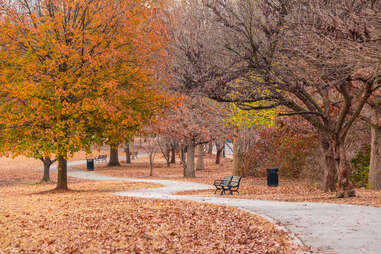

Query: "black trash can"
<box><xmin>267</xmin><ymin>168</ymin><xmax>279</xmax><ymax>187</ymax></box>
<box><xmin>87</xmin><ymin>159</ymin><xmax>94</xmax><ymax>171</ymax></box>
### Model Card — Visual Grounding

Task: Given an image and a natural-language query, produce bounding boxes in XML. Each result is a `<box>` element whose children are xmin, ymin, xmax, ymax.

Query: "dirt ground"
<box><xmin>93</xmin><ymin>154</ymin><xmax>381</xmax><ymax>208</ymax></box>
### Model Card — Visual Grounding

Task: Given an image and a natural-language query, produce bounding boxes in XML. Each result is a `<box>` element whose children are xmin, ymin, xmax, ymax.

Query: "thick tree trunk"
<box><xmin>196</xmin><ymin>145</ymin><xmax>204</xmax><ymax>170</ymax></box>
<box><xmin>108</xmin><ymin>145</ymin><xmax>120</xmax><ymax>166</ymax></box>
<box><xmin>170</xmin><ymin>146</ymin><xmax>176</xmax><ymax>164</ymax></box>
<box><xmin>149</xmin><ymin>153</ymin><xmax>154</xmax><ymax>176</ymax></box>
<box><xmin>207</xmin><ymin>142</ymin><xmax>213</xmax><ymax>155</ymax></box>
<box><xmin>336</xmin><ymin>142</ymin><xmax>355</xmax><ymax>197</ymax></box>
<box><xmin>185</xmin><ymin>142</ymin><xmax>195</xmax><ymax>178</ymax></box>
<box><xmin>41</xmin><ymin>157</ymin><xmax>52</xmax><ymax>182</ymax></box>
<box><xmin>369</xmin><ymin>112</ymin><xmax>381</xmax><ymax>189</ymax></box>
<box><xmin>125</xmin><ymin>143</ymin><xmax>131</xmax><ymax>164</ymax></box>
<box><xmin>232</xmin><ymin>136</ymin><xmax>243</xmax><ymax>176</ymax></box>
<box><xmin>320</xmin><ymin>136</ymin><xmax>337</xmax><ymax>192</ymax></box>
<box><xmin>56</xmin><ymin>155</ymin><xmax>68</xmax><ymax>190</ymax></box>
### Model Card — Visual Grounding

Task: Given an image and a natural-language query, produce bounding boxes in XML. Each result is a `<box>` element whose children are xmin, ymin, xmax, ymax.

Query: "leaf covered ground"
<box><xmin>94</xmin><ymin>155</ymin><xmax>381</xmax><ymax>208</ymax></box>
<box><xmin>0</xmin><ymin>157</ymin><xmax>304</xmax><ymax>253</ymax></box>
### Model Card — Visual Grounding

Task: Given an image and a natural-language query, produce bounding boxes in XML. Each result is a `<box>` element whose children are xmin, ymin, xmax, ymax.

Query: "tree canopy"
<box><xmin>0</xmin><ymin>0</ymin><xmax>169</xmax><ymax>189</ymax></box>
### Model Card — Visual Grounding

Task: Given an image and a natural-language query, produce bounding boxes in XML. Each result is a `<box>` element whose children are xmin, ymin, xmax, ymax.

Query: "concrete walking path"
<box><xmin>62</xmin><ymin>160</ymin><xmax>381</xmax><ymax>254</ymax></box>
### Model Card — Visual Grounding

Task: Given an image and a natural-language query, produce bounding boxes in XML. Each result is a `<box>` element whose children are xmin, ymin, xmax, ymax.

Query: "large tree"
<box><xmin>0</xmin><ymin>0</ymin><xmax>167</xmax><ymax>189</ymax></box>
<box><xmin>168</xmin><ymin>0</ymin><xmax>381</xmax><ymax>196</ymax></box>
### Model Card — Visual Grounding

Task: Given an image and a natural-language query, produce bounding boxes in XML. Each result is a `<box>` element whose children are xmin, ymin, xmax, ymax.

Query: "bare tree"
<box><xmin>167</xmin><ymin>0</ymin><xmax>381</xmax><ymax>196</ymax></box>
<box><xmin>157</xmin><ymin>136</ymin><xmax>172</xmax><ymax>167</ymax></box>
<box><xmin>137</xmin><ymin>135</ymin><xmax>159</xmax><ymax>176</ymax></box>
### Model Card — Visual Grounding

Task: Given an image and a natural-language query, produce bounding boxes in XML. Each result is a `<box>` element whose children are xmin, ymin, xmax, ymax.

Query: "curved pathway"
<box><xmin>64</xmin><ymin>161</ymin><xmax>381</xmax><ymax>254</ymax></box>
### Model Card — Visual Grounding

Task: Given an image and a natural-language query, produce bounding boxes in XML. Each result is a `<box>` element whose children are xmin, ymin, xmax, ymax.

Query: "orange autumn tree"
<box><xmin>0</xmin><ymin>0</ymin><xmax>168</xmax><ymax>189</ymax></box>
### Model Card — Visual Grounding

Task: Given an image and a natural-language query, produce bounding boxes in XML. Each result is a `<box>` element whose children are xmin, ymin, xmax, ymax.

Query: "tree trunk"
<box><xmin>165</xmin><ymin>147</ymin><xmax>171</xmax><ymax>167</ymax></box>
<box><xmin>170</xmin><ymin>146</ymin><xmax>176</xmax><ymax>164</ymax></box>
<box><xmin>149</xmin><ymin>153</ymin><xmax>154</xmax><ymax>176</ymax></box>
<box><xmin>108</xmin><ymin>145</ymin><xmax>120</xmax><ymax>166</ymax></box>
<box><xmin>320</xmin><ymin>136</ymin><xmax>337</xmax><ymax>192</ymax></box>
<box><xmin>207</xmin><ymin>142</ymin><xmax>213</xmax><ymax>155</ymax></box>
<box><xmin>369</xmin><ymin>111</ymin><xmax>381</xmax><ymax>189</ymax></box>
<box><xmin>232</xmin><ymin>135</ymin><xmax>243</xmax><ymax>176</ymax></box>
<box><xmin>196</xmin><ymin>145</ymin><xmax>204</xmax><ymax>170</ymax></box>
<box><xmin>216</xmin><ymin>149</ymin><xmax>222</xmax><ymax>164</ymax></box>
<box><xmin>41</xmin><ymin>157</ymin><xmax>52</xmax><ymax>182</ymax></box>
<box><xmin>56</xmin><ymin>155</ymin><xmax>68</xmax><ymax>190</ymax></box>
<box><xmin>185</xmin><ymin>142</ymin><xmax>196</xmax><ymax>177</ymax></box>
<box><xmin>336</xmin><ymin>141</ymin><xmax>355</xmax><ymax>197</ymax></box>
<box><xmin>125</xmin><ymin>143</ymin><xmax>131</xmax><ymax>164</ymax></box>
<box><xmin>180</xmin><ymin>146</ymin><xmax>186</xmax><ymax>165</ymax></box>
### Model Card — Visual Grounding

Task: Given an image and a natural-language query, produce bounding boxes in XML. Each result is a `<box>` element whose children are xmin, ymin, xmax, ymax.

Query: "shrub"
<box><xmin>350</xmin><ymin>146</ymin><xmax>370</xmax><ymax>188</ymax></box>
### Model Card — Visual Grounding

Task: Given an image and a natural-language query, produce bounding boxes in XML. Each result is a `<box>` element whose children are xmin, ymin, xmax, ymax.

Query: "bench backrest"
<box><xmin>229</xmin><ymin>176</ymin><xmax>242</xmax><ymax>187</ymax></box>
<box><xmin>221</xmin><ymin>176</ymin><xmax>233</xmax><ymax>186</ymax></box>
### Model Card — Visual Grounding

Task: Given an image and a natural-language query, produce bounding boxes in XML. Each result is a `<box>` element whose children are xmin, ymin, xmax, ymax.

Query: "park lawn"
<box><xmin>0</xmin><ymin>155</ymin><xmax>306</xmax><ymax>253</ymax></box>
<box><xmin>0</xmin><ymin>151</ymin><xmax>104</xmax><ymax>187</ymax></box>
<box><xmin>93</xmin><ymin>154</ymin><xmax>381</xmax><ymax>208</ymax></box>
<box><xmin>0</xmin><ymin>181</ymin><xmax>303</xmax><ymax>253</ymax></box>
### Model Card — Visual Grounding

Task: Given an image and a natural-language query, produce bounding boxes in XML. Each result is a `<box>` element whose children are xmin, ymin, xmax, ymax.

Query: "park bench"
<box><xmin>214</xmin><ymin>176</ymin><xmax>242</xmax><ymax>195</ymax></box>
<box><xmin>94</xmin><ymin>154</ymin><xmax>107</xmax><ymax>163</ymax></box>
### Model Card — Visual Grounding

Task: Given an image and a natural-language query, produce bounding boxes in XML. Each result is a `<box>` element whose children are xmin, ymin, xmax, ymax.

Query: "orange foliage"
<box><xmin>0</xmin><ymin>0</ymin><xmax>170</xmax><ymax>187</ymax></box>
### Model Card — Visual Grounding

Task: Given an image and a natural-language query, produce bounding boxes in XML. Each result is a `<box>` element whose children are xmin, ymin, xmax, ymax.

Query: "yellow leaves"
<box><xmin>226</xmin><ymin>103</ymin><xmax>277</xmax><ymax>129</ymax></box>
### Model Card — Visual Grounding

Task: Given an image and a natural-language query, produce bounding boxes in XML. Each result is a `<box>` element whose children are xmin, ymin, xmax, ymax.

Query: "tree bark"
<box><xmin>207</xmin><ymin>142</ymin><xmax>213</xmax><ymax>155</ymax></box>
<box><xmin>216</xmin><ymin>149</ymin><xmax>222</xmax><ymax>164</ymax></box>
<box><xmin>41</xmin><ymin>157</ymin><xmax>52</xmax><ymax>182</ymax></box>
<box><xmin>336</xmin><ymin>141</ymin><xmax>355</xmax><ymax>197</ymax></box>
<box><xmin>320</xmin><ymin>136</ymin><xmax>337</xmax><ymax>192</ymax></box>
<box><xmin>196</xmin><ymin>145</ymin><xmax>205</xmax><ymax>170</ymax></box>
<box><xmin>232</xmin><ymin>135</ymin><xmax>243</xmax><ymax>176</ymax></box>
<box><xmin>185</xmin><ymin>142</ymin><xmax>196</xmax><ymax>177</ymax></box>
<box><xmin>108</xmin><ymin>145</ymin><xmax>120</xmax><ymax>166</ymax></box>
<box><xmin>165</xmin><ymin>147</ymin><xmax>171</xmax><ymax>167</ymax></box>
<box><xmin>369</xmin><ymin>118</ymin><xmax>381</xmax><ymax>189</ymax></box>
<box><xmin>180</xmin><ymin>146</ymin><xmax>186</xmax><ymax>165</ymax></box>
<box><xmin>170</xmin><ymin>146</ymin><xmax>176</xmax><ymax>164</ymax></box>
<box><xmin>125</xmin><ymin>143</ymin><xmax>131</xmax><ymax>164</ymax></box>
<box><xmin>215</xmin><ymin>141</ymin><xmax>224</xmax><ymax>164</ymax></box>
<box><xmin>56</xmin><ymin>155</ymin><xmax>68</xmax><ymax>190</ymax></box>
<box><xmin>149</xmin><ymin>153</ymin><xmax>154</xmax><ymax>176</ymax></box>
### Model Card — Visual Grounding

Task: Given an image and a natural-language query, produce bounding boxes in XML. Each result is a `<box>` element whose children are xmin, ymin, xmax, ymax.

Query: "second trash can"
<box><xmin>87</xmin><ymin>158</ymin><xmax>94</xmax><ymax>171</ymax></box>
<box><xmin>267</xmin><ymin>168</ymin><xmax>279</xmax><ymax>187</ymax></box>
